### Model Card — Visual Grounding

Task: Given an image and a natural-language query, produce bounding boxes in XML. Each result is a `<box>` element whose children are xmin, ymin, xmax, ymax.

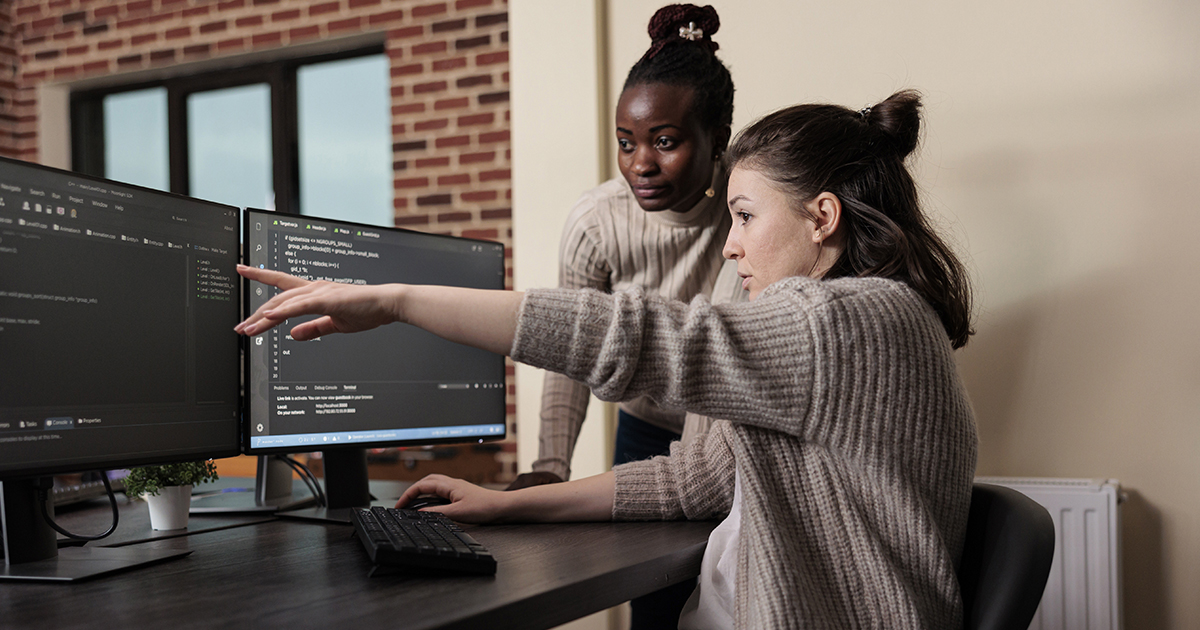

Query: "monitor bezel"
<box><xmin>0</xmin><ymin>156</ymin><xmax>243</xmax><ymax>481</ymax></box>
<box><xmin>240</xmin><ymin>207</ymin><xmax>508</xmax><ymax>456</ymax></box>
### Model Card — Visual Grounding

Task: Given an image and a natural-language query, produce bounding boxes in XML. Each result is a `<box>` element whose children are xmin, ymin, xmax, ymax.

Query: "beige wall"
<box><xmin>514</xmin><ymin>1</ymin><xmax>1200</xmax><ymax>628</ymax></box>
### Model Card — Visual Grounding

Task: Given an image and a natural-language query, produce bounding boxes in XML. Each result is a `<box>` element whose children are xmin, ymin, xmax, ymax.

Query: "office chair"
<box><xmin>957</xmin><ymin>482</ymin><xmax>1056</xmax><ymax>630</ymax></box>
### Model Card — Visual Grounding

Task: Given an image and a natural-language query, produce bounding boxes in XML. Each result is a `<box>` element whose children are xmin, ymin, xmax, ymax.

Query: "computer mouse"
<box><xmin>406</xmin><ymin>494</ymin><xmax>452</xmax><ymax>510</ymax></box>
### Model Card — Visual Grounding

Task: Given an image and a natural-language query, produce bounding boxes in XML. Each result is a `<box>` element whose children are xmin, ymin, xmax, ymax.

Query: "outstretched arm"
<box><xmin>235</xmin><ymin>265</ymin><xmax>522</xmax><ymax>356</ymax></box>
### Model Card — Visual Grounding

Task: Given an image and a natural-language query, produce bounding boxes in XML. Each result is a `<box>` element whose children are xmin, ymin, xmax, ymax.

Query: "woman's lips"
<box><xmin>632</xmin><ymin>184</ymin><xmax>668</xmax><ymax>199</ymax></box>
<box><xmin>740</xmin><ymin>275</ymin><xmax>751</xmax><ymax>291</ymax></box>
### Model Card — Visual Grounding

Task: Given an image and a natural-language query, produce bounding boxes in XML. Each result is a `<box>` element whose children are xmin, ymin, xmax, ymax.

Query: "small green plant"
<box><xmin>124</xmin><ymin>460</ymin><xmax>218</xmax><ymax>497</ymax></box>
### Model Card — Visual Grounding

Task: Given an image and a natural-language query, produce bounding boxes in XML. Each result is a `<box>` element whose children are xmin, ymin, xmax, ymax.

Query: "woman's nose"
<box><xmin>630</xmin><ymin>147</ymin><xmax>658</xmax><ymax>176</ymax></box>
<box><xmin>723</xmin><ymin>232</ymin><xmax>741</xmax><ymax>260</ymax></box>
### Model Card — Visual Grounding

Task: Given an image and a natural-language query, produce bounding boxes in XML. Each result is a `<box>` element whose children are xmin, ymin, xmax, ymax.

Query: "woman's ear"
<box><xmin>809</xmin><ymin>192</ymin><xmax>842</xmax><ymax>243</ymax></box>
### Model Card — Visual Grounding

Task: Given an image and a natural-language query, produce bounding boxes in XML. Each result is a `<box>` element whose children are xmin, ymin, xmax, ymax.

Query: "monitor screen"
<box><xmin>0</xmin><ymin>157</ymin><xmax>242</xmax><ymax>480</ymax></box>
<box><xmin>242</xmin><ymin>208</ymin><xmax>506</xmax><ymax>455</ymax></box>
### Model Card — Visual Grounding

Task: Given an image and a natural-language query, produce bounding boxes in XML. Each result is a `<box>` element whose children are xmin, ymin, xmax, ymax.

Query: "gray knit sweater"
<box><xmin>511</xmin><ymin>276</ymin><xmax>977</xmax><ymax>628</ymax></box>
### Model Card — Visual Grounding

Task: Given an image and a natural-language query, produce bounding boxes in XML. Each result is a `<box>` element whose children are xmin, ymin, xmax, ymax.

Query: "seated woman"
<box><xmin>236</xmin><ymin>89</ymin><xmax>977</xmax><ymax>628</ymax></box>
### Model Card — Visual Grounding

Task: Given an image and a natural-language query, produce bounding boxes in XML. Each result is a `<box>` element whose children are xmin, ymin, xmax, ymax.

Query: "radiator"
<box><xmin>975</xmin><ymin>477</ymin><xmax>1124</xmax><ymax>630</ymax></box>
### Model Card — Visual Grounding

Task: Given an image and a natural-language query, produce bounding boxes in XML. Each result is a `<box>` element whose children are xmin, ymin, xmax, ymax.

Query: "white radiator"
<box><xmin>975</xmin><ymin>477</ymin><xmax>1124</xmax><ymax>630</ymax></box>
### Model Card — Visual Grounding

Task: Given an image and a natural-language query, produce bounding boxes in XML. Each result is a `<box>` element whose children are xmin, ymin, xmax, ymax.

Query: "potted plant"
<box><xmin>124</xmin><ymin>460</ymin><xmax>218</xmax><ymax>530</ymax></box>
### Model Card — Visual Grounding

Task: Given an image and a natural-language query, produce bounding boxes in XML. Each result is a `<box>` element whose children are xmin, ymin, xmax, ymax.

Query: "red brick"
<box><xmin>149</xmin><ymin>49</ymin><xmax>176</xmax><ymax>64</ymax></box>
<box><xmin>502</xmin><ymin>71</ymin><xmax>509</xmax><ymax>83</ymax></box>
<box><xmin>65</xmin><ymin>45</ymin><xmax>88</xmax><ymax>56</ymax></box>
<box><xmin>479</xmin><ymin>130</ymin><xmax>509</xmax><ymax>144</ymax></box>
<box><xmin>463</xmin><ymin>190</ymin><xmax>498</xmax><ymax>202</ymax></box>
<box><xmin>394</xmin><ymin>214</ymin><xmax>430</xmax><ymax>226</ymax></box>
<box><xmin>184</xmin><ymin>44</ymin><xmax>212</xmax><ymax>57</ymax></box>
<box><xmin>458</xmin><ymin>113</ymin><xmax>494</xmax><ymax>126</ymax></box>
<box><xmin>394</xmin><ymin>177</ymin><xmax>429</xmax><ymax>189</ymax></box>
<box><xmin>253</xmin><ymin>0</ymin><xmax>281</xmax><ymax>5</ymax></box>
<box><xmin>476</xmin><ymin>12</ymin><xmax>508</xmax><ymax>27</ymax></box>
<box><xmin>161</xmin><ymin>0</ymin><xmax>189</xmax><ymax>8</ymax></box>
<box><xmin>414</xmin><ymin>118</ymin><xmax>448</xmax><ymax>131</ymax></box>
<box><xmin>131</xmin><ymin>33</ymin><xmax>158</xmax><ymax>46</ymax></box>
<box><xmin>252</xmin><ymin>31</ymin><xmax>283</xmax><ymax>47</ymax></box>
<box><xmin>432</xmin><ymin>57</ymin><xmax>467</xmax><ymax>71</ymax></box>
<box><xmin>82</xmin><ymin>60</ymin><xmax>110</xmax><ymax>74</ymax></box>
<box><xmin>309</xmin><ymin>2</ymin><xmax>340</xmax><ymax>17</ymax></box>
<box><xmin>411</xmin><ymin>41</ymin><xmax>447</xmax><ymax>56</ymax></box>
<box><xmin>217</xmin><ymin>38</ymin><xmax>245</xmax><ymax>52</ymax></box>
<box><xmin>53</xmin><ymin>65</ymin><xmax>79</xmax><ymax>80</ymax></box>
<box><xmin>53</xmin><ymin>31</ymin><xmax>76</xmax><ymax>41</ymax></box>
<box><xmin>290</xmin><ymin>25</ymin><xmax>320</xmax><ymax>40</ymax></box>
<box><xmin>456</xmin><ymin>74</ymin><xmax>492</xmax><ymax>88</ymax></box>
<box><xmin>435</xmin><ymin>135</ymin><xmax>470</xmax><ymax>148</ymax></box>
<box><xmin>184</xmin><ymin>6</ymin><xmax>213</xmax><ymax>18</ymax></box>
<box><xmin>432</xmin><ymin>18</ymin><xmax>466</xmax><ymax>33</ymax></box>
<box><xmin>438</xmin><ymin>174</ymin><xmax>470</xmax><ymax>186</ymax></box>
<box><xmin>16</xmin><ymin>5</ymin><xmax>44</xmax><ymax>17</ymax></box>
<box><xmin>393</xmin><ymin>198</ymin><xmax>410</xmax><ymax>209</ymax></box>
<box><xmin>218</xmin><ymin>0</ymin><xmax>246</xmax><ymax>9</ymax></box>
<box><xmin>388</xmin><ymin>26</ymin><xmax>423</xmax><ymax>39</ymax></box>
<box><xmin>459</xmin><ymin>151</ymin><xmax>495</xmax><ymax>164</ymax></box>
<box><xmin>236</xmin><ymin>15</ymin><xmax>264</xmax><ymax>27</ymax></box>
<box><xmin>393</xmin><ymin>160</ymin><xmax>408</xmax><ymax>171</ymax></box>
<box><xmin>412</xmin><ymin>3</ymin><xmax>447</xmax><ymax>18</ymax></box>
<box><xmin>350</xmin><ymin>0</ymin><xmax>382</xmax><ymax>7</ymax></box>
<box><xmin>391</xmin><ymin>63</ymin><xmax>422</xmax><ymax>77</ymax></box>
<box><xmin>393</xmin><ymin>140</ymin><xmax>427</xmax><ymax>151</ymax></box>
<box><xmin>328</xmin><ymin>17</ymin><xmax>362</xmax><ymax>33</ymax></box>
<box><xmin>479</xmin><ymin>169</ymin><xmax>510</xmax><ymax>181</ymax></box>
<box><xmin>166</xmin><ymin>27</ymin><xmax>192</xmax><ymax>40</ymax></box>
<box><xmin>413</xmin><ymin>81</ymin><xmax>447</xmax><ymax>95</ymax></box>
<box><xmin>434</xmin><ymin>97</ymin><xmax>469</xmax><ymax>110</ymax></box>
<box><xmin>417</xmin><ymin>193</ymin><xmax>452</xmax><ymax>206</ymax></box>
<box><xmin>200</xmin><ymin>21</ymin><xmax>228</xmax><ymax>34</ymax></box>
<box><xmin>438</xmin><ymin>211</ymin><xmax>472</xmax><ymax>222</ymax></box>
<box><xmin>128</xmin><ymin>0</ymin><xmax>153</xmax><ymax>12</ymax></box>
<box><xmin>392</xmin><ymin>102</ymin><xmax>425</xmax><ymax>115</ymax></box>
<box><xmin>455</xmin><ymin>0</ymin><xmax>492</xmax><ymax>9</ymax></box>
<box><xmin>476</xmin><ymin>51</ymin><xmax>508</xmax><ymax>65</ymax></box>
<box><xmin>455</xmin><ymin>35</ymin><xmax>489</xmax><ymax>50</ymax></box>
<box><xmin>500</xmin><ymin>31</ymin><xmax>508</xmax><ymax>44</ymax></box>
<box><xmin>390</xmin><ymin>86</ymin><xmax>405</xmax><ymax>98</ymax></box>
<box><xmin>94</xmin><ymin>5</ymin><xmax>121</xmax><ymax>18</ymax></box>
<box><xmin>481</xmin><ymin>208</ymin><xmax>511</xmax><ymax>220</ymax></box>
<box><xmin>415</xmin><ymin>157</ymin><xmax>451</xmax><ymax>168</ymax></box>
<box><xmin>368</xmin><ymin>9</ymin><xmax>404</xmax><ymax>26</ymax></box>
<box><xmin>32</xmin><ymin>16</ymin><xmax>59</xmax><ymax>30</ymax></box>
<box><xmin>478</xmin><ymin>91</ymin><xmax>509</xmax><ymax>105</ymax></box>
<box><xmin>97</xmin><ymin>39</ymin><xmax>123</xmax><ymax>51</ymax></box>
<box><xmin>463</xmin><ymin>229</ymin><xmax>498</xmax><ymax>240</ymax></box>
<box><xmin>82</xmin><ymin>24</ymin><xmax>109</xmax><ymax>36</ymax></box>
<box><xmin>34</xmin><ymin>50</ymin><xmax>60</xmax><ymax>61</ymax></box>
<box><xmin>273</xmin><ymin>9</ymin><xmax>302</xmax><ymax>21</ymax></box>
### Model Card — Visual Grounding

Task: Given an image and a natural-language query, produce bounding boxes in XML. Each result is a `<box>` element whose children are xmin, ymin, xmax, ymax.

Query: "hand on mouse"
<box><xmin>397</xmin><ymin>474</ymin><xmax>509</xmax><ymax>523</ymax></box>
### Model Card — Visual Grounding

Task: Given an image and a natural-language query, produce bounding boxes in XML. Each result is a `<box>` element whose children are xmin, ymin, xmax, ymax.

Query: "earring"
<box><xmin>704</xmin><ymin>155</ymin><xmax>721</xmax><ymax>198</ymax></box>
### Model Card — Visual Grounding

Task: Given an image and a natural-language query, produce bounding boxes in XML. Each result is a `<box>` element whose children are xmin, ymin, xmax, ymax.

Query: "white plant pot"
<box><xmin>144</xmin><ymin>485</ymin><xmax>192</xmax><ymax>531</ymax></box>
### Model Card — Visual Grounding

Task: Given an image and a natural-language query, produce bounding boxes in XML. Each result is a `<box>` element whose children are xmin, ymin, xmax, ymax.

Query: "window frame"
<box><xmin>70</xmin><ymin>45</ymin><xmax>386</xmax><ymax>216</ymax></box>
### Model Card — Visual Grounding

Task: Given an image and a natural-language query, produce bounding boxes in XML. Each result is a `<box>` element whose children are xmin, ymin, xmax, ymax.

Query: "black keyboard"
<box><xmin>351</xmin><ymin>506</ymin><xmax>496</xmax><ymax>575</ymax></box>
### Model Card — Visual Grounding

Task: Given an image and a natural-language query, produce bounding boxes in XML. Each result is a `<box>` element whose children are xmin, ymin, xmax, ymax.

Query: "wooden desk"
<box><xmin>2</xmin><ymin>497</ymin><xmax>715</xmax><ymax>629</ymax></box>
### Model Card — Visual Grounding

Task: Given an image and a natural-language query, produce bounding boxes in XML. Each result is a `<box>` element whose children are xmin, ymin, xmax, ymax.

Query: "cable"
<box><xmin>36</xmin><ymin>473</ymin><xmax>119</xmax><ymax>541</ymax></box>
<box><xmin>277</xmin><ymin>455</ymin><xmax>326</xmax><ymax>507</ymax></box>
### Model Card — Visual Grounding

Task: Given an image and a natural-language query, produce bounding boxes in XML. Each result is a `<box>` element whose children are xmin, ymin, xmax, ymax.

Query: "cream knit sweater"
<box><xmin>511</xmin><ymin>276</ymin><xmax>977</xmax><ymax>628</ymax></box>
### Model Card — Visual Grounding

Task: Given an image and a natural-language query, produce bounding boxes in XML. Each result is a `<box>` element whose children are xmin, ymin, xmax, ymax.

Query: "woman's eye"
<box><xmin>617</xmin><ymin>138</ymin><xmax>633</xmax><ymax>152</ymax></box>
<box><xmin>736</xmin><ymin>211</ymin><xmax>752</xmax><ymax>224</ymax></box>
<box><xmin>655</xmin><ymin>136</ymin><xmax>676</xmax><ymax>149</ymax></box>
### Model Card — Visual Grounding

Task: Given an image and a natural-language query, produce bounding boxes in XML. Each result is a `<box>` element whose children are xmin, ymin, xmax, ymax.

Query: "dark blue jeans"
<box><xmin>615</xmin><ymin>410</ymin><xmax>696</xmax><ymax>630</ymax></box>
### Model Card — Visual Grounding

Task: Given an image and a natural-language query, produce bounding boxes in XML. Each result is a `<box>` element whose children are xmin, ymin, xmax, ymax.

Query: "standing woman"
<box><xmin>512</xmin><ymin>6</ymin><xmax>740</xmax><ymax>624</ymax></box>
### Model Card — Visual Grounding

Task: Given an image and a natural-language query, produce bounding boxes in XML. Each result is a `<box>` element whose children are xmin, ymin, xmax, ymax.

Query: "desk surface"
<box><xmin>2</xmin><ymin>488</ymin><xmax>716</xmax><ymax>630</ymax></box>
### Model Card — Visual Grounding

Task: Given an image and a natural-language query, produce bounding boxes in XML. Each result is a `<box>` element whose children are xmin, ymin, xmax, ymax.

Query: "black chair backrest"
<box><xmin>958</xmin><ymin>483</ymin><xmax>1056</xmax><ymax>630</ymax></box>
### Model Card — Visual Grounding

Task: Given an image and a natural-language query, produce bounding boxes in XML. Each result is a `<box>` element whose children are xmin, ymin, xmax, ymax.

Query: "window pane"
<box><xmin>297</xmin><ymin>55</ymin><xmax>390</xmax><ymax>226</ymax></box>
<box><xmin>104</xmin><ymin>88</ymin><xmax>168</xmax><ymax>191</ymax></box>
<box><xmin>188</xmin><ymin>84</ymin><xmax>273</xmax><ymax>210</ymax></box>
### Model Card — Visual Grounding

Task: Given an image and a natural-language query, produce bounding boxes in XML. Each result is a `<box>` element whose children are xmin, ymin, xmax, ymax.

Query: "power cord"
<box><xmin>35</xmin><ymin>473</ymin><xmax>120</xmax><ymax>541</ymax></box>
<box><xmin>277</xmin><ymin>455</ymin><xmax>326</xmax><ymax>507</ymax></box>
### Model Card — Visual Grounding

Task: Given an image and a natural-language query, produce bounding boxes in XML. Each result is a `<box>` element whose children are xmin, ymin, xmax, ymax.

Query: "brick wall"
<box><xmin>6</xmin><ymin>0</ymin><xmax>518</xmax><ymax>481</ymax></box>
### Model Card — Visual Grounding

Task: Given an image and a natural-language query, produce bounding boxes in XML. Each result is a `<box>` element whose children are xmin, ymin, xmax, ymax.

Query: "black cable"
<box><xmin>278</xmin><ymin>455</ymin><xmax>326</xmax><ymax>506</ymax></box>
<box><xmin>37</xmin><ymin>473</ymin><xmax>119</xmax><ymax>541</ymax></box>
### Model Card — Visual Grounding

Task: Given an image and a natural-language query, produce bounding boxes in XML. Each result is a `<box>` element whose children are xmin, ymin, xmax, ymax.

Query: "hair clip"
<box><xmin>858</xmin><ymin>106</ymin><xmax>872</xmax><ymax>118</ymax></box>
<box><xmin>679</xmin><ymin>22</ymin><xmax>703</xmax><ymax>41</ymax></box>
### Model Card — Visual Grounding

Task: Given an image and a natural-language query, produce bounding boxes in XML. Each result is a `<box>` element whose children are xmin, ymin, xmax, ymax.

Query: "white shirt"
<box><xmin>677</xmin><ymin>472</ymin><xmax>742</xmax><ymax>629</ymax></box>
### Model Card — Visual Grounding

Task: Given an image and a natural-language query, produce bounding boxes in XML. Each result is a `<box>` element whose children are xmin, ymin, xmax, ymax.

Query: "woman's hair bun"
<box><xmin>862</xmin><ymin>89</ymin><xmax>922</xmax><ymax>159</ymax></box>
<box><xmin>646</xmin><ymin>4</ymin><xmax>720</xmax><ymax>54</ymax></box>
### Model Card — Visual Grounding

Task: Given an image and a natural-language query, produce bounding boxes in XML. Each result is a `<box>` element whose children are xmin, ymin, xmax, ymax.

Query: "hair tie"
<box><xmin>679</xmin><ymin>21</ymin><xmax>703</xmax><ymax>41</ymax></box>
<box><xmin>858</xmin><ymin>106</ymin><xmax>872</xmax><ymax>119</ymax></box>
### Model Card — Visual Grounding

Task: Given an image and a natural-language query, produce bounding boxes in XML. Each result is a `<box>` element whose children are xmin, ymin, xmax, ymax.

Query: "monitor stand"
<box><xmin>1</xmin><ymin>478</ymin><xmax>191</xmax><ymax>582</ymax></box>
<box><xmin>276</xmin><ymin>448</ymin><xmax>377</xmax><ymax>525</ymax></box>
<box><xmin>189</xmin><ymin>456</ymin><xmax>317</xmax><ymax>514</ymax></box>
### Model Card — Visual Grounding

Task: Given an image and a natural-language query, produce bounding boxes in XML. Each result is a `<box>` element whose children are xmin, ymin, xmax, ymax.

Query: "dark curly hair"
<box><xmin>623</xmin><ymin>4</ymin><xmax>735</xmax><ymax>135</ymax></box>
<box><xmin>726</xmin><ymin>90</ymin><xmax>975</xmax><ymax>348</ymax></box>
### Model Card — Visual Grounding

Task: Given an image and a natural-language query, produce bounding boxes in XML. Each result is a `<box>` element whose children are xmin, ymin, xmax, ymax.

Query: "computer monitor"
<box><xmin>222</xmin><ymin>208</ymin><xmax>506</xmax><ymax>521</ymax></box>
<box><xmin>0</xmin><ymin>157</ymin><xmax>241</xmax><ymax>580</ymax></box>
